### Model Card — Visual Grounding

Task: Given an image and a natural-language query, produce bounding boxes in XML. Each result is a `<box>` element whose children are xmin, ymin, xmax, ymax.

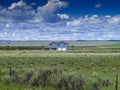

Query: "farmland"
<box><xmin>0</xmin><ymin>50</ymin><xmax>120</xmax><ymax>90</ymax></box>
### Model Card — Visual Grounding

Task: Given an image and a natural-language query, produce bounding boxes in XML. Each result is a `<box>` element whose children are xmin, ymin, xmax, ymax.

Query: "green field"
<box><xmin>99</xmin><ymin>44</ymin><xmax>120</xmax><ymax>48</ymax></box>
<box><xmin>0</xmin><ymin>50</ymin><xmax>120</xmax><ymax>90</ymax></box>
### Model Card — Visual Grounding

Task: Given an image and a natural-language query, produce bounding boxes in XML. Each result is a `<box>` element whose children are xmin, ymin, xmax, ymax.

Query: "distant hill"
<box><xmin>0</xmin><ymin>40</ymin><xmax>120</xmax><ymax>46</ymax></box>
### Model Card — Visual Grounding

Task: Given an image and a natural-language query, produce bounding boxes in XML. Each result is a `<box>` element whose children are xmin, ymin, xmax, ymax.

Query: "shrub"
<box><xmin>49</xmin><ymin>68</ymin><xmax>62</xmax><ymax>87</ymax></box>
<box><xmin>29</xmin><ymin>68</ymin><xmax>52</xmax><ymax>87</ymax></box>
<box><xmin>97</xmin><ymin>78</ymin><xmax>112</xmax><ymax>87</ymax></box>
<box><xmin>57</xmin><ymin>74</ymin><xmax>86</xmax><ymax>90</ymax></box>
<box><xmin>2</xmin><ymin>75</ymin><xmax>11</xmax><ymax>84</ymax></box>
<box><xmin>20</xmin><ymin>69</ymin><xmax>35</xmax><ymax>86</ymax></box>
<box><xmin>2</xmin><ymin>67</ymin><xmax>112</xmax><ymax>90</ymax></box>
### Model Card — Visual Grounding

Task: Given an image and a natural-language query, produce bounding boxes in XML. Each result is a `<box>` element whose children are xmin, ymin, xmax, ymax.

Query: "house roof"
<box><xmin>49</xmin><ymin>41</ymin><xmax>57</xmax><ymax>45</ymax></box>
<box><xmin>57</xmin><ymin>41</ymin><xmax>68</xmax><ymax>45</ymax></box>
<box><xmin>49</xmin><ymin>41</ymin><xmax>69</xmax><ymax>46</ymax></box>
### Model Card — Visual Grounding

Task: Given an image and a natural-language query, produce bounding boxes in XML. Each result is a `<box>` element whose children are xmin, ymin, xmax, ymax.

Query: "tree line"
<box><xmin>0</xmin><ymin>46</ymin><xmax>50</xmax><ymax>50</ymax></box>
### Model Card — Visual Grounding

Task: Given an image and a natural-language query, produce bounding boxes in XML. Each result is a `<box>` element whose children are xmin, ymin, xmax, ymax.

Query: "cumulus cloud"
<box><xmin>108</xmin><ymin>15</ymin><xmax>120</xmax><ymax>24</ymax></box>
<box><xmin>105</xmin><ymin>15</ymin><xmax>111</xmax><ymax>18</ymax></box>
<box><xmin>38</xmin><ymin>0</ymin><xmax>67</xmax><ymax>13</ymax></box>
<box><xmin>57</xmin><ymin>14</ymin><xmax>69</xmax><ymax>20</ymax></box>
<box><xmin>95</xmin><ymin>3</ymin><xmax>102</xmax><ymax>8</ymax></box>
<box><xmin>65</xmin><ymin>15</ymin><xmax>120</xmax><ymax>40</ymax></box>
<box><xmin>66</xmin><ymin>19</ymin><xmax>81</xmax><ymax>26</ymax></box>
<box><xmin>0</xmin><ymin>15</ymin><xmax>120</xmax><ymax>40</ymax></box>
<box><xmin>0</xmin><ymin>0</ymin><xmax>120</xmax><ymax>40</ymax></box>
<box><xmin>0</xmin><ymin>1</ymin><xmax>34</xmax><ymax>23</ymax></box>
<box><xmin>37</xmin><ymin>0</ymin><xmax>68</xmax><ymax>22</ymax></box>
<box><xmin>89</xmin><ymin>15</ymin><xmax>98</xmax><ymax>19</ymax></box>
<box><xmin>8</xmin><ymin>0</ymin><xmax>26</xmax><ymax>10</ymax></box>
<box><xmin>5</xmin><ymin>23</ymin><xmax>10</xmax><ymax>28</ymax></box>
<box><xmin>0</xmin><ymin>0</ymin><xmax>68</xmax><ymax>23</ymax></box>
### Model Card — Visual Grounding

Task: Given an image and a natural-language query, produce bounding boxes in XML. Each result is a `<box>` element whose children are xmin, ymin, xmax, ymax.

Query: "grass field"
<box><xmin>99</xmin><ymin>44</ymin><xmax>120</xmax><ymax>48</ymax></box>
<box><xmin>0</xmin><ymin>50</ymin><xmax>120</xmax><ymax>90</ymax></box>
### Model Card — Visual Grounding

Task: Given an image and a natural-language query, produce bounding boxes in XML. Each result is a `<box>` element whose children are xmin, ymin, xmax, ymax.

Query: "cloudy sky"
<box><xmin>0</xmin><ymin>0</ymin><xmax>120</xmax><ymax>40</ymax></box>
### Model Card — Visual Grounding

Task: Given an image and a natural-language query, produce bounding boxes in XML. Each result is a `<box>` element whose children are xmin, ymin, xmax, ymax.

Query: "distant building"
<box><xmin>49</xmin><ymin>41</ymin><xmax>69</xmax><ymax>51</ymax></box>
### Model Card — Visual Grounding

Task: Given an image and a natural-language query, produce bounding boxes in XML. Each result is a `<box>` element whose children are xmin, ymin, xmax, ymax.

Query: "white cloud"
<box><xmin>57</xmin><ymin>14</ymin><xmax>69</xmax><ymax>20</ymax></box>
<box><xmin>8</xmin><ymin>0</ymin><xmax>26</xmax><ymax>10</ymax></box>
<box><xmin>37</xmin><ymin>0</ymin><xmax>68</xmax><ymax>22</ymax></box>
<box><xmin>64</xmin><ymin>15</ymin><xmax>120</xmax><ymax>40</ymax></box>
<box><xmin>66</xmin><ymin>19</ymin><xmax>81</xmax><ymax>26</ymax></box>
<box><xmin>5</xmin><ymin>23</ymin><xmax>10</xmax><ymax>28</ymax></box>
<box><xmin>95</xmin><ymin>3</ymin><xmax>102</xmax><ymax>8</ymax></box>
<box><xmin>90</xmin><ymin>15</ymin><xmax>98</xmax><ymax>19</ymax></box>
<box><xmin>108</xmin><ymin>15</ymin><xmax>120</xmax><ymax>24</ymax></box>
<box><xmin>0</xmin><ymin>0</ymin><xmax>68</xmax><ymax>23</ymax></box>
<box><xmin>38</xmin><ymin>0</ymin><xmax>67</xmax><ymax>13</ymax></box>
<box><xmin>0</xmin><ymin>0</ymin><xmax>120</xmax><ymax>40</ymax></box>
<box><xmin>1</xmin><ymin>15</ymin><xmax>119</xmax><ymax>40</ymax></box>
<box><xmin>105</xmin><ymin>15</ymin><xmax>111</xmax><ymax>18</ymax></box>
<box><xmin>0</xmin><ymin>1</ymin><xmax>34</xmax><ymax>23</ymax></box>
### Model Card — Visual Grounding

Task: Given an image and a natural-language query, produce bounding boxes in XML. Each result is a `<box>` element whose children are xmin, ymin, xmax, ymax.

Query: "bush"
<box><xmin>20</xmin><ymin>69</ymin><xmax>35</xmax><ymax>86</ymax></box>
<box><xmin>29</xmin><ymin>68</ymin><xmax>52</xmax><ymax>87</ymax></box>
<box><xmin>2</xmin><ymin>75</ymin><xmax>11</xmax><ymax>84</ymax></box>
<box><xmin>57</xmin><ymin>74</ymin><xmax>85</xmax><ymax>90</ymax></box>
<box><xmin>2</xmin><ymin>68</ymin><xmax>112</xmax><ymax>90</ymax></box>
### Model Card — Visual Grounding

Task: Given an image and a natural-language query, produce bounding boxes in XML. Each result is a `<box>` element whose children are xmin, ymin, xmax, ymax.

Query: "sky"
<box><xmin>0</xmin><ymin>0</ymin><xmax>120</xmax><ymax>40</ymax></box>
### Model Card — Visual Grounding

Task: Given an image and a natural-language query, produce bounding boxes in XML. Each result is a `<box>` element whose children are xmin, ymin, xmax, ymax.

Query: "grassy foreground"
<box><xmin>0</xmin><ymin>50</ymin><xmax>120</xmax><ymax>90</ymax></box>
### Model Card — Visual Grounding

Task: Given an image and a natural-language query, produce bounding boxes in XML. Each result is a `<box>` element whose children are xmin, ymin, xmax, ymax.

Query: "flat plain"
<box><xmin>0</xmin><ymin>50</ymin><xmax>120</xmax><ymax>90</ymax></box>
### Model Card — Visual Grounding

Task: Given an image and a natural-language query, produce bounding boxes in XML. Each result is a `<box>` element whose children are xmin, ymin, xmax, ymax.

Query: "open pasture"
<box><xmin>0</xmin><ymin>50</ymin><xmax>120</xmax><ymax>90</ymax></box>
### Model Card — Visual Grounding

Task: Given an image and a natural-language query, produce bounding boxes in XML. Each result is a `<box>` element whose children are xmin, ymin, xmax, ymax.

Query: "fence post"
<box><xmin>9</xmin><ymin>66</ymin><xmax>12</xmax><ymax>76</ymax></box>
<box><xmin>116</xmin><ymin>74</ymin><xmax>118</xmax><ymax>90</ymax></box>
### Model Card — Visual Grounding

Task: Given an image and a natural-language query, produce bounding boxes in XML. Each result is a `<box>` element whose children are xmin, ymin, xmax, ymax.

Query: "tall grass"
<box><xmin>2</xmin><ymin>68</ymin><xmax>112</xmax><ymax>90</ymax></box>
<box><xmin>0</xmin><ymin>50</ymin><xmax>119</xmax><ymax>90</ymax></box>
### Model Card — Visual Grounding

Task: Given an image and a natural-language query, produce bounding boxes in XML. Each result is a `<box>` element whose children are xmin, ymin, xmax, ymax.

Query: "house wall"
<box><xmin>57</xmin><ymin>47</ymin><xmax>67</xmax><ymax>51</ymax></box>
<box><xmin>57</xmin><ymin>48</ymin><xmax>62</xmax><ymax>51</ymax></box>
<box><xmin>57</xmin><ymin>43</ymin><xmax>68</xmax><ymax>51</ymax></box>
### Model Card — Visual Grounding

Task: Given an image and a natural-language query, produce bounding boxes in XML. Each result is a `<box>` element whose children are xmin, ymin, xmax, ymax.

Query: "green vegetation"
<box><xmin>99</xmin><ymin>44</ymin><xmax>120</xmax><ymax>48</ymax></box>
<box><xmin>0</xmin><ymin>46</ymin><xmax>120</xmax><ymax>53</ymax></box>
<box><xmin>0</xmin><ymin>46</ymin><xmax>49</xmax><ymax>50</ymax></box>
<box><xmin>0</xmin><ymin>50</ymin><xmax>120</xmax><ymax>90</ymax></box>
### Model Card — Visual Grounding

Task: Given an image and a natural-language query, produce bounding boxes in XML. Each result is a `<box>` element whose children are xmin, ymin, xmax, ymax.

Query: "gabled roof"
<box><xmin>49</xmin><ymin>41</ymin><xmax>57</xmax><ymax>45</ymax></box>
<box><xmin>57</xmin><ymin>41</ymin><xmax>68</xmax><ymax>45</ymax></box>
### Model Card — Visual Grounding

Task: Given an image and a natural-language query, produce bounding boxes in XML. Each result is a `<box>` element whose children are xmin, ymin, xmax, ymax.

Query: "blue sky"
<box><xmin>0</xmin><ymin>0</ymin><xmax>120</xmax><ymax>40</ymax></box>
